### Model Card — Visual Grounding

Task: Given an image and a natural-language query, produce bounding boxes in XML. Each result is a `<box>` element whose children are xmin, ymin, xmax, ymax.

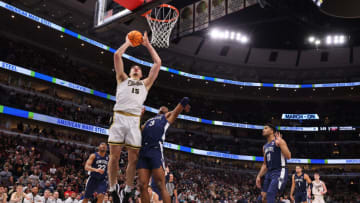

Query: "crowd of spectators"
<box><xmin>1</xmin><ymin>36</ymin><xmax>360</xmax><ymax>127</ymax></box>
<box><xmin>0</xmin><ymin>130</ymin><xmax>360</xmax><ymax>203</ymax></box>
<box><xmin>0</xmin><ymin>74</ymin><xmax>360</xmax><ymax>158</ymax></box>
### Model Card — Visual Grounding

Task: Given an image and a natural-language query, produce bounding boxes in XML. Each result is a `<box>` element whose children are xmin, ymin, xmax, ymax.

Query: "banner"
<box><xmin>281</xmin><ymin>114</ymin><xmax>320</xmax><ymax>120</ymax></box>
<box><xmin>1</xmin><ymin>105</ymin><xmax>360</xmax><ymax>164</ymax></box>
<box><xmin>227</xmin><ymin>0</ymin><xmax>244</xmax><ymax>14</ymax></box>
<box><xmin>194</xmin><ymin>0</ymin><xmax>210</xmax><ymax>31</ymax></box>
<box><xmin>210</xmin><ymin>0</ymin><xmax>226</xmax><ymax>21</ymax></box>
<box><xmin>179</xmin><ymin>4</ymin><xmax>194</xmax><ymax>36</ymax></box>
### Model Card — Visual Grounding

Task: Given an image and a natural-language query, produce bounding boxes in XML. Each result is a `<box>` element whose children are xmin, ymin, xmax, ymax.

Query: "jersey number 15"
<box><xmin>132</xmin><ymin>88</ymin><xmax>139</xmax><ymax>94</ymax></box>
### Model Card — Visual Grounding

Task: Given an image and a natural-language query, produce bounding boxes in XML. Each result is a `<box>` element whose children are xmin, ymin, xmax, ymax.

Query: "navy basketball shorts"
<box><xmin>295</xmin><ymin>192</ymin><xmax>307</xmax><ymax>203</ymax></box>
<box><xmin>137</xmin><ymin>148</ymin><xmax>165</xmax><ymax>170</ymax></box>
<box><xmin>84</xmin><ymin>177</ymin><xmax>108</xmax><ymax>198</ymax></box>
<box><xmin>262</xmin><ymin>168</ymin><xmax>288</xmax><ymax>203</ymax></box>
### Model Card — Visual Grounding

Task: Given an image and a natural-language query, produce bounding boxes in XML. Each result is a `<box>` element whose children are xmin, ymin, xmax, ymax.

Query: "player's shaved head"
<box><xmin>158</xmin><ymin>106</ymin><xmax>169</xmax><ymax>115</ymax></box>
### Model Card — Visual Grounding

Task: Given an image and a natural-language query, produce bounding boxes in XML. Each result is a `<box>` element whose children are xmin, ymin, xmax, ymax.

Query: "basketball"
<box><xmin>128</xmin><ymin>30</ymin><xmax>143</xmax><ymax>47</ymax></box>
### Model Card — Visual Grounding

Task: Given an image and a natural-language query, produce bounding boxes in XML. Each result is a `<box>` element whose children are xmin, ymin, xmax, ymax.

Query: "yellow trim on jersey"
<box><xmin>115</xmin><ymin>110</ymin><xmax>140</xmax><ymax>117</ymax></box>
<box><xmin>125</xmin><ymin>144</ymin><xmax>141</xmax><ymax>149</ymax></box>
<box><xmin>108</xmin><ymin>141</ymin><xmax>125</xmax><ymax>145</ymax></box>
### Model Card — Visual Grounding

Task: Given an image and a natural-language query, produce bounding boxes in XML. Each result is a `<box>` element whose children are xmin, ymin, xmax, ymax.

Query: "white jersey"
<box><xmin>113</xmin><ymin>78</ymin><xmax>148</xmax><ymax>115</ymax></box>
<box><xmin>312</xmin><ymin>180</ymin><xmax>325</xmax><ymax>196</ymax></box>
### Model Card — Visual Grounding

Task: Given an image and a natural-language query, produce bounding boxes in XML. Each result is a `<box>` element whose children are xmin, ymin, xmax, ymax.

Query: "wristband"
<box><xmin>180</xmin><ymin>97</ymin><xmax>190</xmax><ymax>108</ymax></box>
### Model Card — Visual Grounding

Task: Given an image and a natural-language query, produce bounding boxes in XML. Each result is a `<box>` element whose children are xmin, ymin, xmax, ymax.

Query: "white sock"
<box><xmin>125</xmin><ymin>185</ymin><xmax>132</xmax><ymax>193</ymax></box>
<box><xmin>109</xmin><ymin>184</ymin><xmax>116</xmax><ymax>192</ymax></box>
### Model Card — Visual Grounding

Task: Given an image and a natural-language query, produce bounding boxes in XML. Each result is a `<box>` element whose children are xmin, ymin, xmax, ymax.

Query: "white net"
<box><xmin>145</xmin><ymin>4</ymin><xmax>179</xmax><ymax>48</ymax></box>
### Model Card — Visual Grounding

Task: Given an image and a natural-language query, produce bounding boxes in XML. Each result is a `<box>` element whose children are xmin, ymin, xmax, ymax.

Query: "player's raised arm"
<box><xmin>275</xmin><ymin>132</ymin><xmax>291</xmax><ymax>159</ymax></box>
<box><xmin>256</xmin><ymin>148</ymin><xmax>267</xmax><ymax>189</ymax></box>
<box><xmin>114</xmin><ymin>36</ymin><xmax>131</xmax><ymax>82</ymax></box>
<box><xmin>165</xmin><ymin>97</ymin><xmax>190</xmax><ymax>124</ymax></box>
<box><xmin>290</xmin><ymin>174</ymin><xmax>295</xmax><ymax>201</ymax></box>
<box><xmin>142</xmin><ymin>32</ymin><xmax>162</xmax><ymax>90</ymax></box>
<box><xmin>85</xmin><ymin>154</ymin><xmax>103</xmax><ymax>174</ymax></box>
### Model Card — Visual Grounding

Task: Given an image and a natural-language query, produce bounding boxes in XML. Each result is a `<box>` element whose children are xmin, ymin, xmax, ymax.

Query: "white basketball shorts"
<box><xmin>108</xmin><ymin>111</ymin><xmax>141</xmax><ymax>149</ymax></box>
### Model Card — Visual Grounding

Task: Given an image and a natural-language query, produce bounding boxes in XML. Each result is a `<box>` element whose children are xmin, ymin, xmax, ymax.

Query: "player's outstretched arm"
<box><xmin>114</xmin><ymin>36</ymin><xmax>131</xmax><ymax>82</ymax></box>
<box><xmin>142</xmin><ymin>32</ymin><xmax>162</xmax><ymax>90</ymax></box>
<box><xmin>165</xmin><ymin>97</ymin><xmax>190</xmax><ymax>124</ymax></box>
<box><xmin>256</xmin><ymin>148</ymin><xmax>267</xmax><ymax>189</ymax></box>
<box><xmin>275</xmin><ymin>132</ymin><xmax>291</xmax><ymax>159</ymax></box>
<box><xmin>85</xmin><ymin>154</ymin><xmax>102</xmax><ymax>174</ymax></box>
<box><xmin>290</xmin><ymin>174</ymin><xmax>295</xmax><ymax>201</ymax></box>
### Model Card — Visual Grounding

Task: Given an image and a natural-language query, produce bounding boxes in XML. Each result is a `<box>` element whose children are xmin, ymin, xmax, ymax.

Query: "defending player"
<box><xmin>312</xmin><ymin>172</ymin><xmax>327</xmax><ymax>203</ymax></box>
<box><xmin>290</xmin><ymin>166</ymin><xmax>312</xmax><ymax>203</ymax></box>
<box><xmin>107</xmin><ymin>31</ymin><xmax>161</xmax><ymax>203</ymax></box>
<box><xmin>137</xmin><ymin>97</ymin><xmax>191</xmax><ymax>203</ymax></box>
<box><xmin>84</xmin><ymin>143</ymin><xmax>109</xmax><ymax>203</ymax></box>
<box><xmin>256</xmin><ymin>124</ymin><xmax>291</xmax><ymax>203</ymax></box>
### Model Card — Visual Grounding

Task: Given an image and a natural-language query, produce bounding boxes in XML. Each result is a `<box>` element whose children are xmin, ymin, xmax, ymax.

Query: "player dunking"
<box><xmin>84</xmin><ymin>143</ymin><xmax>109</xmax><ymax>203</ymax></box>
<box><xmin>137</xmin><ymin>98</ymin><xmax>190</xmax><ymax>203</ymax></box>
<box><xmin>256</xmin><ymin>124</ymin><xmax>291</xmax><ymax>203</ymax></box>
<box><xmin>311</xmin><ymin>172</ymin><xmax>327</xmax><ymax>203</ymax></box>
<box><xmin>108</xmin><ymin>32</ymin><xmax>161</xmax><ymax>203</ymax></box>
<box><xmin>290</xmin><ymin>166</ymin><xmax>312</xmax><ymax>203</ymax></box>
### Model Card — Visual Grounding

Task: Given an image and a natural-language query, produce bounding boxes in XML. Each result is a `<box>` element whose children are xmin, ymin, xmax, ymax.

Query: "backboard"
<box><xmin>93</xmin><ymin>0</ymin><xmax>169</xmax><ymax>31</ymax></box>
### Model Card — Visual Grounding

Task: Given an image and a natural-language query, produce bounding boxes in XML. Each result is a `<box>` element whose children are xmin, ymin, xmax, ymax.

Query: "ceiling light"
<box><xmin>326</xmin><ymin>36</ymin><xmax>332</xmax><ymax>44</ymax></box>
<box><xmin>11</xmin><ymin>15</ymin><xmax>15</xmax><ymax>19</ymax></box>
<box><xmin>100</xmin><ymin>51</ymin><xmax>104</xmax><ymax>54</ymax></box>
<box><xmin>315</xmin><ymin>40</ymin><xmax>321</xmax><ymax>45</ymax></box>
<box><xmin>236</xmin><ymin>33</ymin><xmax>241</xmax><ymax>41</ymax></box>
<box><xmin>37</xmin><ymin>25</ymin><xmax>41</xmax><ymax>29</ymax></box>
<box><xmin>210</xmin><ymin>29</ymin><xmax>219</xmax><ymax>39</ymax></box>
<box><xmin>60</xmin><ymin>35</ymin><xmax>64</xmax><ymax>38</ymax></box>
<box><xmin>240</xmin><ymin>36</ymin><xmax>248</xmax><ymax>43</ymax></box>
<box><xmin>224</xmin><ymin>31</ymin><xmax>229</xmax><ymax>39</ymax></box>
<box><xmin>81</xmin><ymin>43</ymin><xmax>85</xmax><ymax>46</ymax></box>
<box><xmin>339</xmin><ymin>35</ymin><xmax>345</xmax><ymax>44</ymax></box>
<box><xmin>230</xmin><ymin>32</ymin><xmax>235</xmax><ymax>40</ymax></box>
<box><xmin>308</xmin><ymin>36</ymin><xmax>315</xmax><ymax>43</ymax></box>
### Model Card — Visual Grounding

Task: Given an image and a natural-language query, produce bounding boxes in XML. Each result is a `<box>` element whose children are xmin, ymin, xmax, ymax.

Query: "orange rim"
<box><xmin>143</xmin><ymin>4</ymin><xmax>179</xmax><ymax>23</ymax></box>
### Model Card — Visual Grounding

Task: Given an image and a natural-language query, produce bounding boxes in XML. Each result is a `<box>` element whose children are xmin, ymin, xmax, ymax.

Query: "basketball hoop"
<box><xmin>144</xmin><ymin>4</ymin><xmax>179</xmax><ymax>48</ymax></box>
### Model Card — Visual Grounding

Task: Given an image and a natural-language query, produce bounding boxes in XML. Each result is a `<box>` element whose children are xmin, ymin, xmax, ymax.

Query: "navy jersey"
<box><xmin>263</xmin><ymin>140</ymin><xmax>286</xmax><ymax>171</ymax></box>
<box><xmin>295</xmin><ymin>173</ymin><xmax>307</xmax><ymax>193</ymax></box>
<box><xmin>141</xmin><ymin>114</ymin><xmax>170</xmax><ymax>152</ymax></box>
<box><xmin>89</xmin><ymin>152</ymin><xmax>108</xmax><ymax>180</ymax></box>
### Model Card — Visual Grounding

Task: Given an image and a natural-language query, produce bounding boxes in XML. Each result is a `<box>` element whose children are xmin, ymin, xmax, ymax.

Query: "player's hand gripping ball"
<box><xmin>127</xmin><ymin>30</ymin><xmax>143</xmax><ymax>47</ymax></box>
